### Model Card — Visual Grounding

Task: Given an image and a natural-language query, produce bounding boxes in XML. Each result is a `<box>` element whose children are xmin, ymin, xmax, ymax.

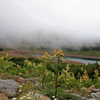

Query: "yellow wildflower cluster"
<box><xmin>25</xmin><ymin>59</ymin><xmax>32</xmax><ymax>66</ymax></box>
<box><xmin>19</xmin><ymin>73</ymin><xmax>23</xmax><ymax>75</ymax></box>
<box><xmin>80</xmin><ymin>77</ymin><xmax>83</xmax><ymax>82</ymax></box>
<box><xmin>98</xmin><ymin>77</ymin><xmax>100</xmax><ymax>82</ymax></box>
<box><xmin>45</xmin><ymin>70</ymin><xmax>50</xmax><ymax>76</ymax></box>
<box><xmin>62</xmin><ymin>65</ymin><xmax>75</xmax><ymax>81</ymax></box>
<box><xmin>42</xmin><ymin>52</ymin><xmax>50</xmax><ymax>60</ymax></box>
<box><xmin>38</xmin><ymin>63</ymin><xmax>43</xmax><ymax>68</ymax></box>
<box><xmin>94</xmin><ymin>69</ymin><xmax>99</xmax><ymax>76</ymax></box>
<box><xmin>25</xmin><ymin>70</ymin><xmax>29</xmax><ymax>75</ymax></box>
<box><xmin>84</xmin><ymin>70</ymin><xmax>87</xmax><ymax>75</ymax></box>
<box><xmin>54</xmin><ymin>48</ymin><xmax>64</xmax><ymax>58</ymax></box>
<box><xmin>63</xmin><ymin>66</ymin><xmax>69</xmax><ymax>74</ymax></box>
<box><xmin>79</xmin><ymin>70</ymin><xmax>90</xmax><ymax>82</ymax></box>
<box><xmin>82</xmin><ymin>75</ymin><xmax>89</xmax><ymax>82</ymax></box>
<box><xmin>79</xmin><ymin>75</ymin><xmax>90</xmax><ymax>82</ymax></box>
<box><xmin>17</xmin><ymin>65</ymin><xmax>21</xmax><ymax>68</ymax></box>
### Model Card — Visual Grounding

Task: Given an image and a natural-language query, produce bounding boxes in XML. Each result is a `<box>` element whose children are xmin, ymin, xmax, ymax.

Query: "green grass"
<box><xmin>64</xmin><ymin>50</ymin><xmax>100</xmax><ymax>56</ymax></box>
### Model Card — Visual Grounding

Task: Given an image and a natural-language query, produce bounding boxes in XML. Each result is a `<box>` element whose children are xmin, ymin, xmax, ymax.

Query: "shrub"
<box><xmin>9</xmin><ymin>57</ymin><xmax>43</xmax><ymax>66</ymax></box>
<box><xmin>0</xmin><ymin>48</ymin><xmax>3</xmax><ymax>51</ymax></box>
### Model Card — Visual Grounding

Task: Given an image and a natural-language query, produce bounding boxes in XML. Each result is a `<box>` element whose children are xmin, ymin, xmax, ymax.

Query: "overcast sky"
<box><xmin>0</xmin><ymin>0</ymin><xmax>100</xmax><ymax>48</ymax></box>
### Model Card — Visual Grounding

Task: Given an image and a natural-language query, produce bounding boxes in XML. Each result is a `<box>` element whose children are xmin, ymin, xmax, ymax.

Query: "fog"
<box><xmin>0</xmin><ymin>0</ymin><xmax>100</xmax><ymax>49</ymax></box>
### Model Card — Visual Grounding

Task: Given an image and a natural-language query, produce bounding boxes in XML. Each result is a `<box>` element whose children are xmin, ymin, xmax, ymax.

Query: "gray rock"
<box><xmin>88</xmin><ymin>98</ymin><xmax>99</xmax><ymax>100</ymax></box>
<box><xmin>24</xmin><ymin>77</ymin><xmax>39</xmax><ymax>83</ymax></box>
<box><xmin>0</xmin><ymin>79</ymin><xmax>19</xmax><ymax>98</ymax></box>
<box><xmin>92</xmin><ymin>89</ymin><xmax>100</xmax><ymax>92</ymax></box>
<box><xmin>71</xmin><ymin>93</ymin><xmax>88</xmax><ymax>100</ymax></box>
<box><xmin>90</xmin><ymin>92</ymin><xmax>100</xmax><ymax>99</ymax></box>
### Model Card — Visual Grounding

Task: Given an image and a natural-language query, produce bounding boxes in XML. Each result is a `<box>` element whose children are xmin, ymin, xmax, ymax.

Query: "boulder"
<box><xmin>92</xmin><ymin>89</ymin><xmax>100</xmax><ymax>92</ymax></box>
<box><xmin>71</xmin><ymin>93</ymin><xmax>88</xmax><ymax>100</ymax></box>
<box><xmin>24</xmin><ymin>77</ymin><xmax>39</xmax><ymax>83</ymax></box>
<box><xmin>0</xmin><ymin>79</ymin><xmax>19</xmax><ymax>98</ymax></box>
<box><xmin>14</xmin><ymin>76</ymin><xmax>40</xmax><ymax>84</ymax></box>
<box><xmin>90</xmin><ymin>92</ymin><xmax>100</xmax><ymax>99</ymax></box>
<box><xmin>14</xmin><ymin>75</ymin><xmax>25</xmax><ymax>84</ymax></box>
<box><xmin>87</xmin><ymin>85</ymin><xmax>96</xmax><ymax>93</ymax></box>
<box><xmin>39</xmin><ymin>95</ymin><xmax>51</xmax><ymax>100</ymax></box>
<box><xmin>88</xmin><ymin>98</ymin><xmax>99</xmax><ymax>100</ymax></box>
<box><xmin>0</xmin><ymin>73</ymin><xmax>12</xmax><ymax>79</ymax></box>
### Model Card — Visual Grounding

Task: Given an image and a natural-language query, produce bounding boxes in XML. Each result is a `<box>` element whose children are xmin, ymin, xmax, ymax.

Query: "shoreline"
<box><xmin>1</xmin><ymin>49</ymin><xmax>100</xmax><ymax>65</ymax></box>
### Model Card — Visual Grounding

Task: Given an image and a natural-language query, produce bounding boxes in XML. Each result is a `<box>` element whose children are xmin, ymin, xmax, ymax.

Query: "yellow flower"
<box><xmin>17</xmin><ymin>65</ymin><xmax>21</xmax><ymax>68</ymax></box>
<box><xmin>19</xmin><ymin>73</ymin><xmax>22</xmax><ymax>75</ymax></box>
<box><xmin>54</xmin><ymin>50</ymin><xmax>57</xmax><ymax>53</ymax></box>
<box><xmin>94</xmin><ymin>69</ymin><xmax>98</xmax><ymax>73</ymax></box>
<box><xmin>84</xmin><ymin>70</ymin><xmax>87</xmax><ymax>75</ymax></box>
<box><xmin>54</xmin><ymin>54</ymin><xmax>57</xmax><ymax>58</ymax></box>
<box><xmin>42</xmin><ymin>52</ymin><xmax>50</xmax><ymax>60</ymax></box>
<box><xmin>60</xmin><ymin>53</ymin><xmax>64</xmax><ymax>56</ymax></box>
<box><xmin>54</xmin><ymin>48</ymin><xmax>58</xmax><ymax>53</ymax></box>
<box><xmin>94</xmin><ymin>69</ymin><xmax>99</xmax><ymax>76</ymax></box>
<box><xmin>83</xmin><ymin>75</ymin><xmax>89</xmax><ymax>82</ymax></box>
<box><xmin>59</xmin><ymin>56</ymin><xmax>63</xmax><ymax>58</ymax></box>
<box><xmin>58</xmin><ymin>50</ymin><xmax>62</xmax><ymax>53</ymax></box>
<box><xmin>80</xmin><ymin>77</ymin><xmax>83</xmax><ymax>82</ymax></box>
<box><xmin>25</xmin><ymin>70</ymin><xmax>28</xmax><ymax>75</ymax></box>
<box><xmin>98</xmin><ymin>77</ymin><xmax>100</xmax><ymax>82</ymax></box>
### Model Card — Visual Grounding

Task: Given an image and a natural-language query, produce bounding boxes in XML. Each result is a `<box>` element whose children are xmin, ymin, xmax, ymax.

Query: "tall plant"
<box><xmin>42</xmin><ymin>49</ymin><xmax>65</xmax><ymax>98</ymax></box>
<box><xmin>52</xmin><ymin>48</ymin><xmax>65</xmax><ymax>98</ymax></box>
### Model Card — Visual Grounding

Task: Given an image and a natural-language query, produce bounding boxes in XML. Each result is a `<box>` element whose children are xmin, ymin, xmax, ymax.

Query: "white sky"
<box><xmin>0</xmin><ymin>0</ymin><xmax>100</xmax><ymax>48</ymax></box>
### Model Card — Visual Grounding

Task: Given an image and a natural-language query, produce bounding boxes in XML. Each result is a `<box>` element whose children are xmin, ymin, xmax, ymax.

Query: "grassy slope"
<box><xmin>64</xmin><ymin>50</ymin><xmax>100</xmax><ymax>56</ymax></box>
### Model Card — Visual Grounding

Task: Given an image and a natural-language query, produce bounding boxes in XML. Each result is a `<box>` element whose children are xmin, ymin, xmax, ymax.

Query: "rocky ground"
<box><xmin>0</xmin><ymin>75</ymin><xmax>100</xmax><ymax>100</ymax></box>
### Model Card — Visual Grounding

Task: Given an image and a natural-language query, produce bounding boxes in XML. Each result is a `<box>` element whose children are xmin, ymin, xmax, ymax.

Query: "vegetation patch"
<box><xmin>0</xmin><ymin>49</ymin><xmax>100</xmax><ymax>100</ymax></box>
<box><xmin>0</xmin><ymin>47</ymin><xmax>3</xmax><ymax>51</ymax></box>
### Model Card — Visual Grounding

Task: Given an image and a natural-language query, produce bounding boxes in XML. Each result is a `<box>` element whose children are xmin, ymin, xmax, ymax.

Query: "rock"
<box><xmin>71</xmin><ymin>93</ymin><xmax>88</xmax><ymax>100</ymax></box>
<box><xmin>88</xmin><ymin>98</ymin><xmax>99</xmax><ymax>100</ymax></box>
<box><xmin>87</xmin><ymin>85</ymin><xmax>96</xmax><ymax>93</ymax></box>
<box><xmin>0</xmin><ymin>73</ymin><xmax>12</xmax><ymax>79</ymax></box>
<box><xmin>81</xmin><ymin>87</ymin><xmax>87</xmax><ymax>91</ymax></box>
<box><xmin>90</xmin><ymin>92</ymin><xmax>100</xmax><ymax>99</ymax></box>
<box><xmin>0</xmin><ymin>79</ymin><xmax>19</xmax><ymax>98</ymax></box>
<box><xmin>0</xmin><ymin>93</ymin><xmax>10</xmax><ymax>100</ymax></box>
<box><xmin>14</xmin><ymin>76</ymin><xmax>40</xmax><ymax>84</ymax></box>
<box><xmin>24</xmin><ymin>77</ymin><xmax>39</xmax><ymax>83</ymax></box>
<box><xmin>34</xmin><ymin>82</ymin><xmax>42</xmax><ymax>90</ymax></box>
<box><xmin>14</xmin><ymin>75</ymin><xmax>25</xmax><ymax>84</ymax></box>
<box><xmin>19</xmin><ymin>92</ymin><xmax>51</xmax><ymax>100</ymax></box>
<box><xmin>66</xmin><ymin>90</ymin><xmax>73</xmax><ymax>93</ymax></box>
<box><xmin>10</xmin><ymin>97</ymin><xmax>17</xmax><ymax>100</ymax></box>
<box><xmin>39</xmin><ymin>95</ymin><xmax>51</xmax><ymax>100</ymax></box>
<box><xmin>92</xmin><ymin>89</ymin><xmax>100</xmax><ymax>92</ymax></box>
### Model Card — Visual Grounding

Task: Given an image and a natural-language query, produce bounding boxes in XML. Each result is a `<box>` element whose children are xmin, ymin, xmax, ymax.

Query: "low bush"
<box><xmin>69</xmin><ymin>62</ymin><xmax>100</xmax><ymax>79</ymax></box>
<box><xmin>0</xmin><ymin>48</ymin><xmax>3</xmax><ymax>51</ymax></box>
<box><xmin>9</xmin><ymin>57</ymin><xmax>43</xmax><ymax>66</ymax></box>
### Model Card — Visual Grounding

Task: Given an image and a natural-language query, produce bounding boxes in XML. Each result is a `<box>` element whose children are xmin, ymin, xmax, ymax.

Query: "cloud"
<box><xmin>0</xmin><ymin>0</ymin><xmax>100</xmax><ymax>48</ymax></box>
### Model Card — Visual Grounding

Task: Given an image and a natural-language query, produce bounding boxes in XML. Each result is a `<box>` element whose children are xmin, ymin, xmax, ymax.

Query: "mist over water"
<box><xmin>0</xmin><ymin>0</ymin><xmax>100</xmax><ymax>49</ymax></box>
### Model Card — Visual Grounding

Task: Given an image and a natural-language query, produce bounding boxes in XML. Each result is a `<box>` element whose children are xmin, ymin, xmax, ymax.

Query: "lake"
<box><xmin>66</xmin><ymin>57</ymin><xmax>100</xmax><ymax>64</ymax></box>
<box><xmin>32</xmin><ymin>54</ymin><xmax>100</xmax><ymax>64</ymax></box>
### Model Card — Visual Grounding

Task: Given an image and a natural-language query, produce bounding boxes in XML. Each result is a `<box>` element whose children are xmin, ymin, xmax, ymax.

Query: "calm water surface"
<box><xmin>32</xmin><ymin>54</ymin><xmax>100</xmax><ymax>64</ymax></box>
<box><xmin>66</xmin><ymin>57</ymin><xmax>100</xmax><ymax>64</ymax></box>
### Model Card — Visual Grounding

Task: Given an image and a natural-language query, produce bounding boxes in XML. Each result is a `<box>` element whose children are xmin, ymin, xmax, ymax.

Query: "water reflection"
<box><xmin>32</xmin><ymin>54</ymin><xmax>100</xmax><ymax>64</ymax></box>
<box><xmin>66</xmin><ymin>57</ymin><xmax>100</xmax><ymax>64</ymax></box>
